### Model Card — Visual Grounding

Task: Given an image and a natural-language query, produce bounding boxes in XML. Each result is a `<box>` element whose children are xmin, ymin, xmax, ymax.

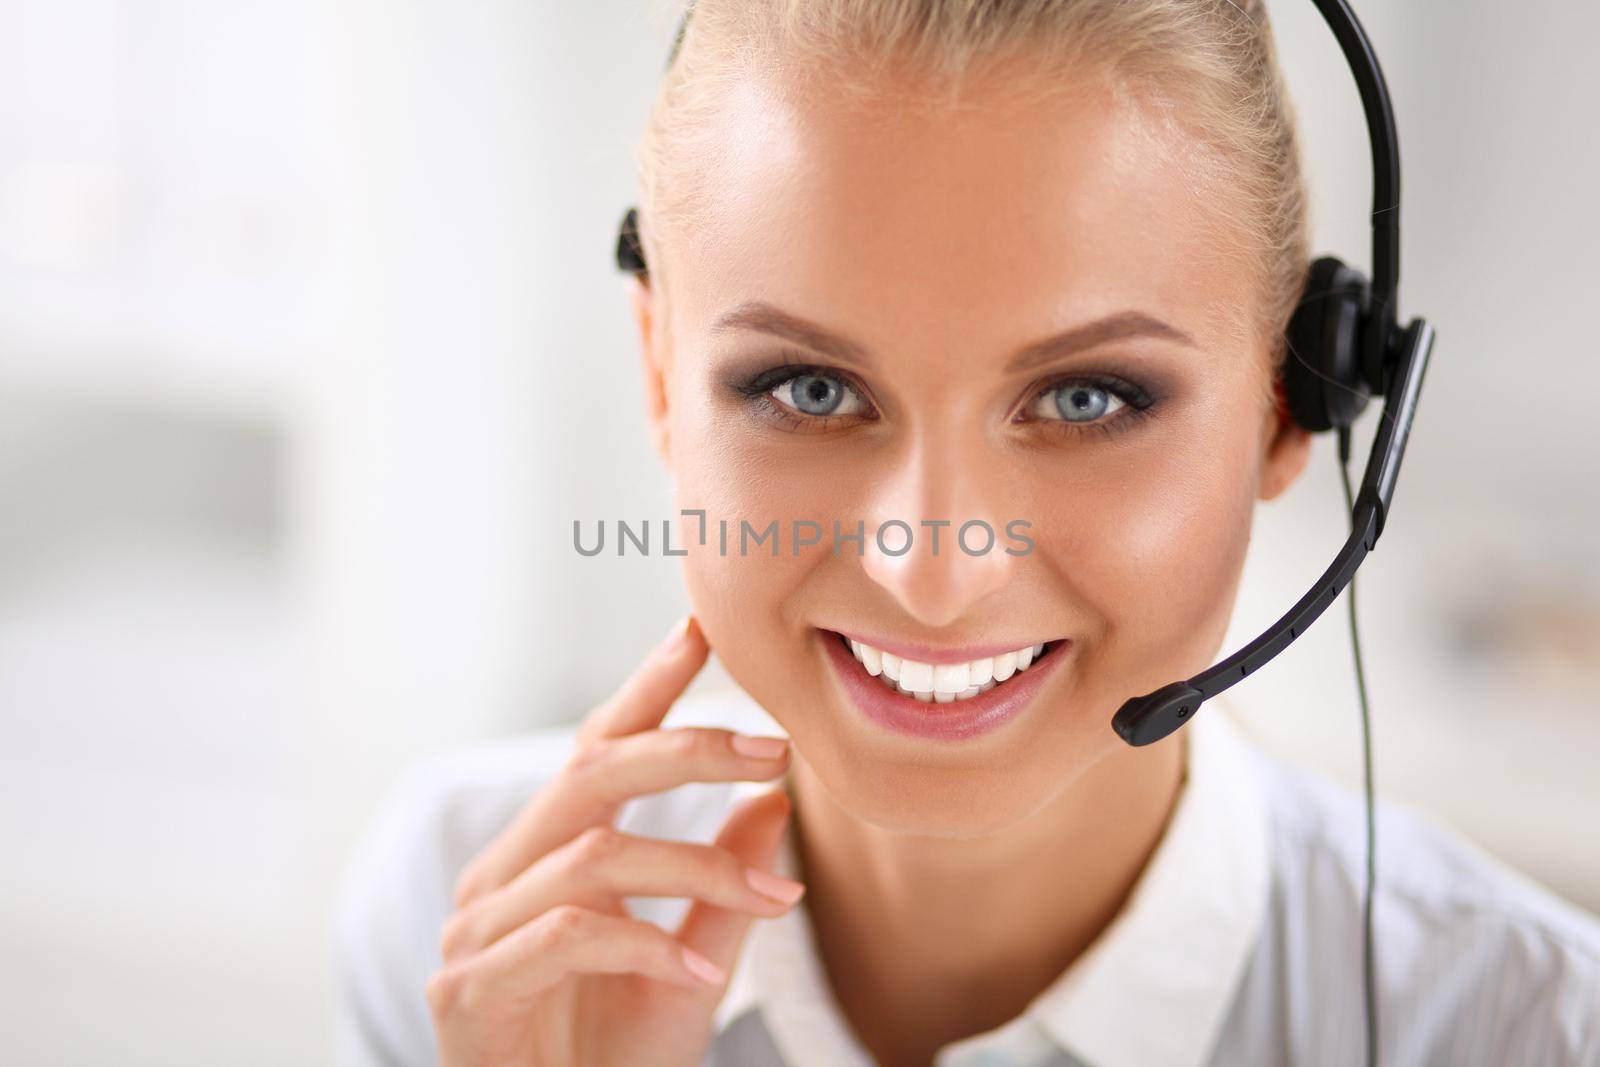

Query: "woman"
<box><xmin>335</xmin><ymin>2</ymin><xmax>1600</xmax><ymax>1064</ymax></box>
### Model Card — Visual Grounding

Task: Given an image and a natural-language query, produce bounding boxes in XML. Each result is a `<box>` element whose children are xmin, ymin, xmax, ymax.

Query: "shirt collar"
<box><xmin>712</xmin><ymin>699</ymin><xmax>1270</xmax><ymax>1067</ymax></box>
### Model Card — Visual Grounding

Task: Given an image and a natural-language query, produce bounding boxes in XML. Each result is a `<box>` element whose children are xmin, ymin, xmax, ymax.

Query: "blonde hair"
<box><xmin>633</xmin><ymin>0</ymin><xmax>1310</xmax><ymax>397</ymax></box>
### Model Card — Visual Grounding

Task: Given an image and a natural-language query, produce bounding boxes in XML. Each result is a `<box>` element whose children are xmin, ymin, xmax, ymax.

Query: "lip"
<box><xmin>819</xmin><ymin>628</ymin><xmax>1068</xmax><ymax>742</ymax></box>
<box><xmin>831</xmin><ymin>629</ymin><xmax>1059</xmax><ymax>665</ymax></box>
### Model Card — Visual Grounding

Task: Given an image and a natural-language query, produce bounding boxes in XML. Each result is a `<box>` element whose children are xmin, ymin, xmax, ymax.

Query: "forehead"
<box><xmin>672</xmin><ymin>61</ymin><xmax>1251</xmax><ymax>355</ymax></box>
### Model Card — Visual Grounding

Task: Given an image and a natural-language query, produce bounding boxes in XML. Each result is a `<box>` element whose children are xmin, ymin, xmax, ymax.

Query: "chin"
<box><xmin>792</xmin><ymin>723</ymin><xmax>1094</xmax><ymax>840</ymax></box>
<box><xmin>760</xmin><ymin>634</ymin><xmax>1119</xmax><ymax>839</ymax></box>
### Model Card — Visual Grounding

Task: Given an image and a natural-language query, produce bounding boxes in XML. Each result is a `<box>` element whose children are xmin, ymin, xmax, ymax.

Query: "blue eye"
<box><xmin>1031</xmin><ymin>380</ymin><xmax>1125</xmax><ymax>423</ymax></box>
<box><xmin>1019</xmin><ymin>373</ymin><xmax>1157</xmax><ymax>438</ymax></box>
<box><xmin>771</xmin><ymin>372</ymin><xmax>869</xmax><ymax>418</ymax></box>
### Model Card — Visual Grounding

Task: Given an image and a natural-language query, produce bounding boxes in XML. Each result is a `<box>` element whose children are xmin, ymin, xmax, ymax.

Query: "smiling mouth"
<box><xmin>826</xmin><ymin>630</ymin><xmax>1063</xmax><ymax>704</ymax></box>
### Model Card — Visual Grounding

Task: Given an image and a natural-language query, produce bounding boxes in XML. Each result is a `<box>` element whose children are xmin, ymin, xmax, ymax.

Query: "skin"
<box><xmin>627</xmin><ymin>55</ymin><xmax>1311</xmax><ymax>1067</ymax></box>
<box><xmin>433</xmin><ymin>617</ymin><xmax>804</xmax><ymax>1067</ymax></box>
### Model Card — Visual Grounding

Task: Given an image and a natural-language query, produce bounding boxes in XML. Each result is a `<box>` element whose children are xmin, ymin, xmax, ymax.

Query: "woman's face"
<box><xmin>631</xmin><ymin>61</ymin><xmax>1310</xmax><ymax>835</ymax></box>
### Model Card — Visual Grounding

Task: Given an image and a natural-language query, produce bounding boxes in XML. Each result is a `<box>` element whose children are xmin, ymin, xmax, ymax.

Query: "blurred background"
<box><xmin>1</xmin><ymin>0</ymin><xmax>1596</xmax><ymax>1062</ymax></box>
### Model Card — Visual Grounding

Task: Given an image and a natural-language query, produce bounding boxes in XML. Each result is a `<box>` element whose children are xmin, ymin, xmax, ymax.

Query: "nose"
<box><xmin>858</xmin><ymin>439</ymin><xmax>1020</xmax><ymax>628</ymax></box>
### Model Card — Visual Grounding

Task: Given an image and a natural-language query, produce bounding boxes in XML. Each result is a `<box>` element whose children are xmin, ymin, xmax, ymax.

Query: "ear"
<box><xmin>629</xmin><ymin>274</ymin><xmax>672</xmax><ymax>464</ymax></box>
<box><xmin>1258</xmin><ymin>374</ymin><xmax>1312</xmax><ymax>502</ymax></box>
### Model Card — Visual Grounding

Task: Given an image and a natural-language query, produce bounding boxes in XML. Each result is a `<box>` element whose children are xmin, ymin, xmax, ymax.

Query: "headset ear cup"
<box><xmin>615</xmin><ymin>206</ymin><xmax>648</xmax><ymax>277</ymax></box>
<box><xmin>1283</xmin><ymin>255</ymin><xmax>1372</xmax><ymax>432</ymax></box>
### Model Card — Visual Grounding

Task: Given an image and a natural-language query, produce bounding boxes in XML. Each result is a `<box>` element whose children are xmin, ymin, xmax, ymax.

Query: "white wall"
<box><xmin>0</xmin><ymin>1</ymin><xmax>1595</xmax><ymax>1063</ymax></box>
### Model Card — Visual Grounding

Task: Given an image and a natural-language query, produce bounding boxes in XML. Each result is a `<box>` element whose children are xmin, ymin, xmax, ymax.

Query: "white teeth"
<box><xmin>842</xmin><ymin>635</ymin><xmax>1052</xmax><ymax>703</ymax></box>
<box><xmin>898</xmin><ymin>659</ymin><xmax>935</xmax><ymax>694</ymax></box>
<box><xmin>932</xmin><ymin>662</ymin><xmax>970</xmax><ymax>694</ymax></box>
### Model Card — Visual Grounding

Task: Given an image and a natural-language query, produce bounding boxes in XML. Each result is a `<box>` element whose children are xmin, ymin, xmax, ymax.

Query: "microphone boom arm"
<box><xmin>1112</xmin><ymin>317</ymin><xmax>1435</xmax><ymax>747</ymax></box>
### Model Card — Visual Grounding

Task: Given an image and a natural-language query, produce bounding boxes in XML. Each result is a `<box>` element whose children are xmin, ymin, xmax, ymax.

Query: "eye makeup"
<box><xmin>717</xmin><ymin>347</ymin><xmax>1168</xmax><ymax>440</ymax></box>
<box><xmin>722</xmin><ymin>353</ymin><xmax>880</xmax><ymax>435</ymax></box>
<box><xmin>1013</xmin><ymin>371</ymin><xmax>1160</xmax><ymax>441</ymax></box>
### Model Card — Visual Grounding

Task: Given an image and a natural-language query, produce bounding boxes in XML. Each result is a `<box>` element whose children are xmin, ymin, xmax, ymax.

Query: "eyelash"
<box><xmin>1017</xmin><ymin>372</ymin><xmax>1159</xmax><ymax>440</ymax></box>
<box><xmin>730</xmin><ymin>358</ymin><xmax>879</xmax><ymax>434</ymax></box>
<box><xmin>730</xmin><ymin>355</ymin><xmax>1158</xmax><ymax>439</ymax></box>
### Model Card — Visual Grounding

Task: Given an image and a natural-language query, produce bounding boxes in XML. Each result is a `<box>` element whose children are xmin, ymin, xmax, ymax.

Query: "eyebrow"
<box><xmin>709</xmin><ymin>300</ymin><xmax>1195</xmax><ymax>373</ymax></box>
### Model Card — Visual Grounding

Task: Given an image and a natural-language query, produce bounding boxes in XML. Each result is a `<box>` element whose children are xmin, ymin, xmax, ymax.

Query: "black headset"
<box><xmin>615</xmin><ymin>4</ymin><xmax>1434</xmax><ymax>1060</ymax></box>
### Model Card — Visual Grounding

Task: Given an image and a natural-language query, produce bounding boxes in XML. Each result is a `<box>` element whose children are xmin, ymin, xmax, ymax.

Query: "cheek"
<box><xmin>666</xmin><ymin>375</ymin><xmax>881</xmax><ymax>582</ymax></box>
<box><xmin>666</xmin><ymin>390</ymin><xmax>831</xmax><ymax>693</ymax></box>
<box><xmin>1027</xmin><ymin>405</ymin><xmax>1259</xmax><ymax>692</ymax></box>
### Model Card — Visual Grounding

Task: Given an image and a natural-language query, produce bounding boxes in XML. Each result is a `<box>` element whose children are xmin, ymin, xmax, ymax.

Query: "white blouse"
<box><xmin>334</xmin><ymin>691</ymin><xmax>1600</xmax><ymax>1066</ymax></box>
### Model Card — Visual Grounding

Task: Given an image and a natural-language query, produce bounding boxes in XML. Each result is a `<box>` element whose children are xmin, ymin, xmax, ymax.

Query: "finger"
<box><xmin>454</xmin><ymin>727</ymin><xmax>790</xmax><ymax>906</ymax></box>
<box><xmin>453</xmin><ymin>613</ymin><xmax>711</xmax><ymax>907</ymax></box>
<box><xmin>674</xmin><ymin>787</ymin><xmax>798</xmax><ymax>978</ymax></box>
<box><xmin>441</xmin><ymin>825</ymin><xmax>805</xmax><ymax>961</ymax></box>
<box><xmin>568</xmin><ymin>727</ymin><xmax>791</xmax><ymax>810</ymax></box>
<box><xmin>427</xmin><ymin>905</ymin><xmax>721</xmax><ymax>1017</ymax></box>
<box><xmin>576</xmin><ymin>614</ymin><xmax>709</xmax><ymax>747</ymax></box>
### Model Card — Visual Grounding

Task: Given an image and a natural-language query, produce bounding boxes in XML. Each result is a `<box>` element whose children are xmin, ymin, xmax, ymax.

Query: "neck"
<box><xmin>784</xmin><ymin>730</ymin><xmax>1187</xmax><ymax>1067</ymax></box>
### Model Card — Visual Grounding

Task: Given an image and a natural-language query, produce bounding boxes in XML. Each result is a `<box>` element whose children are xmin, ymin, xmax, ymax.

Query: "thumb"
<box><xmin>674</xmin><ymin>787</ymin><xmax>798</xmax><ymax>977</ymax></box>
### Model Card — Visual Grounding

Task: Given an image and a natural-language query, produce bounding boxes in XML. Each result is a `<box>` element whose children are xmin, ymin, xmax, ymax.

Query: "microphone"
<box><xmin>1112</xmin><ymin>316</ymin><xmax>1435</xmax><ymax>746</ymax></box>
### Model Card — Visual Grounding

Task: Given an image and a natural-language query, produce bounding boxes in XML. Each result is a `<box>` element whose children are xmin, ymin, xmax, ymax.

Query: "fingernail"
<box><xmin>745</xmin><ymin>867</ymin><xmax>806</xmax><ymax>905</ymax></box>
<box><xmin>680</xmin><ymin>945</ymin><xmax>726</xmax><ymax>986</ymax></box>
<box><xmin>731</xmin><ymin>734</ymin><xmax>788</xmax><ymax>760</ymax></box>
<box><xmin>664</xmin><ymin>614</ymin><xmax>695</xmax><ymax>650</ymax></box>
